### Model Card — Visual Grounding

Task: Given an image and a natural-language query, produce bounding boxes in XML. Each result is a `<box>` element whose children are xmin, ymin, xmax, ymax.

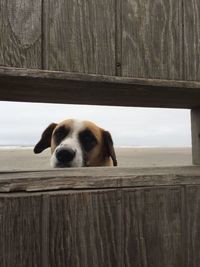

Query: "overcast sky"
<box><xmin>0</xmin><ymin>101</ymin><xmax>191</xmax><ymax>147</ymax></box>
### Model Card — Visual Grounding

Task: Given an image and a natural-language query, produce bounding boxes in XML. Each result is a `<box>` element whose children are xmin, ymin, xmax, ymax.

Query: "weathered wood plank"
<box><xmin>1</xmin><ymin>166</ymin><xmax>200</xmax><ymax>192</ymax></box>
<box><xmin>191</xmin><ymin>109</ymin><xmax>200</xmax><ymax>164</ymax></box>
<box><xmin>49</xmin><ymin>190</ymin><xmax>121</xmax><ymax>267</ymax></box>
<box><xmin>45</xmin><ymin>0</ymin><xmax>115</xmax><ymax>75</ymax></box>
<box><xmin>1</xmin><ymin>67</ymin><xmax>200</xmax><ymax>108</ymax></box>
<box><xmin>48</xmin><ymin>192</ymin><xmax>74</xmax><ymax>266</ymax></box>
<box><xmin>41</xmin><ymin>195</ymin><xmax>50</xmax><ymax>267</ymax></box>
<box><xmin>123</xmin><ymin>187</ymin><xmax>184</xmax><ymax>267</ymax></box>
<box><xmin>0</xmin><ymin>195</ymin><xmax>43</xmax><ymax>267</ymax></box>
<box><xmin>115</xmin><ymin>0</ymin><xmax>122</xmax><ymax>76</ymax></box>
<box><xmin>187</xmin><ymin>186</ymin><xmax>200</xmax><ymax>266</ymax></box>
<box><xmin>122</xmin><ymin>0</ymin><xmax>182</xmax><ymax>79</ymax></box>
<box><xmin>184</xmin><ymin>0</ymin><xmax>200</xmax><ymax>81</ymax></box>
<box><xmin>0</xmin><ymin>0</ymin><xmax>42</xmax><ymax>68</ymax></box>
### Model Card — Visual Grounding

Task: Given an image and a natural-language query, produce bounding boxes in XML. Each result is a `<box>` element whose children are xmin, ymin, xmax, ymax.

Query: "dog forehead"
<box><xmin>55</xmin><ymin>119</ymin><xmax>102</xmax><ymax>137</ymax></box>
<box><xmin>55</xmin><ymin>119</ymin><xmax>84</xmax><ymax>132</ymax></box>
<box><xmin>71</xmin><ymin>120</ymin><xmax>85</xmax><ymax>133</ymax></box>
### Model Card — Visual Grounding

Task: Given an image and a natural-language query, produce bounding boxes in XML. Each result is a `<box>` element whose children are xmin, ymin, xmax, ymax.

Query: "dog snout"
<box><xmin>56</xmin><ymin>147</ymin><xmax>76</xmax><ymax>163</ymax></box>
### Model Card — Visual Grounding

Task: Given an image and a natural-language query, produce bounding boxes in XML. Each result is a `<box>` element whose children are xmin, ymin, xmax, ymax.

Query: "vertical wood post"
<box><xmin>191</xmin><ymin>109</ymin><xmax>200</xmax><ymax>164</ymax></box>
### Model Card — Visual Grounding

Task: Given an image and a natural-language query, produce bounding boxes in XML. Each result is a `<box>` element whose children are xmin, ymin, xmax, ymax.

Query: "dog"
<box><xmin>34</xmin><ymin>119</ymin><xmax>117</xmax><ymax>168</ymax></box>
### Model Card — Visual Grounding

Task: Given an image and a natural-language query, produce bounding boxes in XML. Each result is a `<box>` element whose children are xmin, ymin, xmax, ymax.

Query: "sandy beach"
<box><xmin>0</xmin><ymin>147</ymin><xmax>192</xmax><ymax>171</ymax></box>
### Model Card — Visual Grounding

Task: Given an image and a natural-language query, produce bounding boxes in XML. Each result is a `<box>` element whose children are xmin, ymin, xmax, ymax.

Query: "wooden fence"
<box><xmin>1</xmin><ymin>0</ymin><xmax>200</xmax><ymax>266</ymax></box>
<box><xmin>1</xmin><ymin>0</ymin><xmax>200</xmax><ymax>163</ymax></box>
<box><xmin>1</xmin><ymin>167</ymin><xmax>200</xmax><ymax>267</ymax></box>
<box><xmin>0</xmin><ymin>0</ymin><xmax>200</xmax><ymax>81</ymax></box>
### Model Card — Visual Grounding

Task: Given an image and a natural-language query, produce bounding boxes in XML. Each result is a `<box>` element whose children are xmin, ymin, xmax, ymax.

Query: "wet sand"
<box><xmin>0</xmin><ymin>147</ymin><xmax>192</xmax><ymax>171</ymax></box>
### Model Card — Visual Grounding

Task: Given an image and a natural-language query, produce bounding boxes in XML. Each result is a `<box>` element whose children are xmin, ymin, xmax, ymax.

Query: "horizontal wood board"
<box><xmin>1</xmin><ymin>166</ymin><xmax>200</xmax><ymax>192</ymax></box>
<box><xmin>1</xmin><ymin>67</ymin><xmax>200</xmax><ymax>108</ymax></box>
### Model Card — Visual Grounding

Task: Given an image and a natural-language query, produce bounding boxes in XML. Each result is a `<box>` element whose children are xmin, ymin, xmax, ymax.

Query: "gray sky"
<box><xmin>0</xmin><ymin>101</ymin><xmax>191</xmax><ymax>147</ymax></box>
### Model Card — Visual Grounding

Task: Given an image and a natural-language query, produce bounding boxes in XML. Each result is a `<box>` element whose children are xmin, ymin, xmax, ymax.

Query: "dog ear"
<box><xmin>34</xmin><ymin>123</ymin><xmax>57</xmax><ymax>154</ymax></box>
<box><xmin>103</xmin><ymin>131</ymin><xmax>117</xmax><ymax>166</ymax></box>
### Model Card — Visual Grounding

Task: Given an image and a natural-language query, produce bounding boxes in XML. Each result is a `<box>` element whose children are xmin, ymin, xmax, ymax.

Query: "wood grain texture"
<box><xmin>0</xmin><ymin>184</ymin><xmax>200</xmax><ymax>265</ymax></box>
<box><xmin>42</xmin><ymin>195</ymin><xmax>50</xmax><ymax>267</ymax></box>
<box><xmin>49</xmin><ymin>190</ymin><xmax>121</xmax><ymax>267</ymax></box>
<box><xmin>0</xmin><ymin>194</ymin><xmax>43</xmax><ymax>267</ymax></box>
<box><xmin>1</xmin><ymin>67</ymin><xmax>200</xmax><ymax>108</ymax></box>
<box><xmin>45</xmin><ymin>0</ymin><xmax>115</xmax><ymax>75</ymax></box>
<box><xmin>115</xmin><ymin>0</ymin><xmax>122</xmax><ymax>76</ymax></box>
<box><xmin>0</xmin><ymin>0</ymin><xmax>42</xmax><ymax>68</ymax></box>
<box><xmin>123</xmin><ymin>187</ymin><xmax>184</xmax><ymax>267</ymax></box>
<box><xmin>191</xmin><ymin>109</ymin><xmax>200</xmax><ymax>164</ymax></box>
<box><xmin>2</xmin><ymin>166</ymin><xmax>200</xmax><ymax>192</ymax></box>
<box><xmin>122</xmin><ymin>0</ymin><xmax>182</xmax><ymax>79</ymax></box>
<box><xmin>184</xmin><ymin>0</ymin><xmax>200</xmax><ymax>81</ymax></box>
<box><xmin>48</xmin><ymin>192</ymin><xmax>74</xmax><ymax>266</ymax></box>
<box><xmin>187</xmin><ymin>186</ymin><xmax>200</xmax><ymax>266</ymax></box>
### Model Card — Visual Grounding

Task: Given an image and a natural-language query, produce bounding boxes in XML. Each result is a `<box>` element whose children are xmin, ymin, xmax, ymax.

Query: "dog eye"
<box><xmin>54</xmin><ymin>126</ymin><xmax>69</xmax><ymax>145</ymax></box>
<box><xmin>79</xmin><ymin>129</ymin><xmax>97</xmax><ymax>152</ymax></box>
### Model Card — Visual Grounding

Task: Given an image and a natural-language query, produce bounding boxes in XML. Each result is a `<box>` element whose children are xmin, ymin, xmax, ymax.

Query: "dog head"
<box><xmin>34</xmin><ymin>119</ymin><xmax>117</xmax><ymax>168</ymax></box>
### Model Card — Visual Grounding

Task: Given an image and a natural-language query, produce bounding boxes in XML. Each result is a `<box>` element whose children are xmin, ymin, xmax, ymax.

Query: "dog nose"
<box><xmin>56</xmin><ymin>148</ymin><xmax>76</xmax><ymax>163</ymax></box>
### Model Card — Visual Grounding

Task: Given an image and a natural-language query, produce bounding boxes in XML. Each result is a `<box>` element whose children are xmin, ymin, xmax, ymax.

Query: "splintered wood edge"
<box><xmin>0</xmin><ymin>166</ymin><xmax>200</xmax><ymax>193</ymax></box>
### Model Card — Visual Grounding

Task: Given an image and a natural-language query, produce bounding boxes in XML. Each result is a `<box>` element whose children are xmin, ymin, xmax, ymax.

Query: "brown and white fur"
<box><xmin>34</xmin><ymin>119</ymin><xmax>117</xmax><ymax>168</ymax></box>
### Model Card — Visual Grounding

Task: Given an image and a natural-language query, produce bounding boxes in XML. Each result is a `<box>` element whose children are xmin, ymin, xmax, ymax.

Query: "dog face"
<box><xmin>34</xmin><ymin>119</ymin><xmax>117</xmax><ymax>168</ymax></box>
